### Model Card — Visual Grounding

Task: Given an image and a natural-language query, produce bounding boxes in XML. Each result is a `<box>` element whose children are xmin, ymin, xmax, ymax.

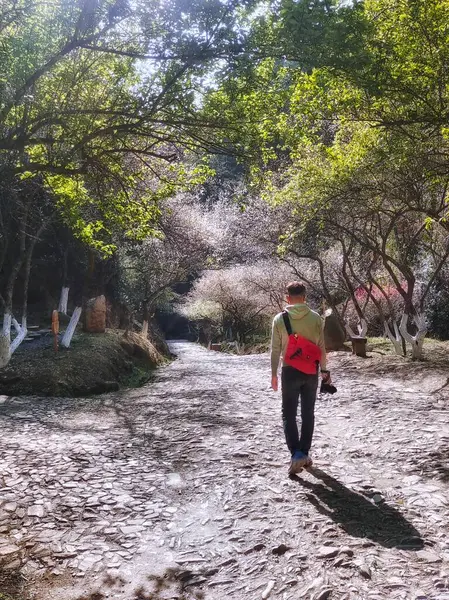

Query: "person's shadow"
<box><xmin>290</xmin><ymin>467</ymin><xmax>424</xmax><ymax>550</ymax></box>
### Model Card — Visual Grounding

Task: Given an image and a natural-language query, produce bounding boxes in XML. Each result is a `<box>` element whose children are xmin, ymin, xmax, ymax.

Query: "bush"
<box><xmin>179</xmin><ymin>261</ymin><xmax>296</xmax><ymax>344</ymax></box>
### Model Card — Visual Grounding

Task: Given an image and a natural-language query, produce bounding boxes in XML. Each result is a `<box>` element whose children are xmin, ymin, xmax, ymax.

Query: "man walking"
<box><xmin>271</xmin><ymin>282</ymin><xmax>330</xmax><ymax>475</ymax></box>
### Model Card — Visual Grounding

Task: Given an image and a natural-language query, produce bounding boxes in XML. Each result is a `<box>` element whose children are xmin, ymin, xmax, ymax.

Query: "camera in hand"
<box><xmin>320</xmin><ymin>381</ymin><xmax>337</xmax><ymax>395</ymax></box>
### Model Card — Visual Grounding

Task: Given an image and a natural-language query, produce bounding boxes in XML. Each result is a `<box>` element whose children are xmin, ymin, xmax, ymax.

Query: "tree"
<box><xmin>181</xmin><ymin>260</ymin><xmax>298</xmax><ymax>345</ymax></box>
<box><xmin>0</xmin><ymin>176</ymin><xmax>55</xmax><ymax>365</ymax></box>
<box><xmin>118</xmin><ymin>196</ymin><xmax>213</xmax><ymax>336</ymax></box>
<box><xmin>200</xmin><ymin>0</ymin><xmax>449</xmax><ymax>357</ymax></box>
<box><xmin>0</xmin><ymin>0</ymin><xmax>259</xmax><ymax>362</ymax></box>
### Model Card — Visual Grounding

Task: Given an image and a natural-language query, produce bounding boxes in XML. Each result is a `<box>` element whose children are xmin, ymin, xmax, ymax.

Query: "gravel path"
<box><xmin>0</xmin><ymin>341</ymin><xmax>448</xmax><ymax>600</ymax></box>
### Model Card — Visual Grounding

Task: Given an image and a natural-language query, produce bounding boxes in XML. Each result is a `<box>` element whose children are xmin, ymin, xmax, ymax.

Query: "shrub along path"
<box><xmin>0</xmin><ymin>342</ymin><xmax>448</xmax><ymax>600</ymax></box>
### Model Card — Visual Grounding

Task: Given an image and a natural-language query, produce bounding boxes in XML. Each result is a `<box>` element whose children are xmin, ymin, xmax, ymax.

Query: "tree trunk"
<box><xmin>358</xmin><ymin>319</ymin><xmax>368</xmax><ymax>337</ymax></box>
<box><xmin>141</xmin><ymin>303</ymin><xmax>149</xmax><ymax>338</ymax></box>
<box><xmin>384</xmin><ymin>321</ymin><xmax>405</xmax><ymax>356</ymax></box>
<box><xmin>141</xmin><ymin>320</ymin><xmax>149</xmax><ymax>338</ymax></box>
<box><xmin>0</xmin><ymin>205</ymin><xmax>52</xmax><ymax>363</ymax></box>
<box><xmin>2</xmin><ymin>312</ymin><xmax>12</xmax><ymax>343</ymax></box>
<box><xmin>0</xmin><ymin>333</ymin><xmax>10</xmax><ymax>368</ymax></box>
<box><xmin>12</xmin><ymin>215</ymin><xmax>54</xmax><ymax>356</ymax></box>
<box><xmin>58</xmin><ymin>286</ymin><xmax>70</xmax><ymax>314</ymax></box>
<box><xmin>340</xmin><ymin>244</ymin><xmax>368</xmax><ymax>338</ymax></box>
<box><xmin>61</xmin><ymin>306</ymin><xmax>82</xmax><ymax>348</ymax></box>
<box><xmin>125</xmin><ymin>310</ymin><xmax>134</xmax><ymax>338</ymax></box>
<box><xmin>10</xmin><ymin>316</ymin><xmax>27</xmax><ymax>355</ymax></box>
<box><xmin>4</xmin><ymin>200</ymin><xmax>30</xmax><ymax>319</ymax></box>
<box><xmin>399</xmin><ymin>312</ymin><xmax>427</xmax><ymax>360</ymax></box>
<box><xmin>0</xmin><ymin>313</ymin><xmax>12</xmax><ymax>367</ymax></box>
<box><xmin>5</xmin><ymin>253</ymin><xmax>25</xmax><ymax>318</ymax></box>
<box><xmin>345</xmin><ymin>322</ymin><xmax>357</xmax><ymax>338</ymax></box>
<box><xmin>345</xmin><ymin>318</ymin><xmax>368</xmax><ymax>338</ymax></box>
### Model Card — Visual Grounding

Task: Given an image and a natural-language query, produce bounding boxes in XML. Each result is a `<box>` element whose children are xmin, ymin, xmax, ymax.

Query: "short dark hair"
<box><xmin>286</xmin><ymin>281</ymin><xmax>306</xmax><ymax>297</ymax></box>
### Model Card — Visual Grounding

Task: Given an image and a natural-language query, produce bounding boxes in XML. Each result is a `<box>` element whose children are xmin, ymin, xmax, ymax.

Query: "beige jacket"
<box><xmin>271</xmin><ymin>303</ymin><xmax>327</xmax><ymax>376</ymax></box>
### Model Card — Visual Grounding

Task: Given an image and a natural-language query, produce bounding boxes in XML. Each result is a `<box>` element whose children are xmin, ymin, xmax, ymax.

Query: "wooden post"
<box><xmin>52</xmin><ymin>310</ymin><xmax>59</xmax><ymax>352</ymax></box>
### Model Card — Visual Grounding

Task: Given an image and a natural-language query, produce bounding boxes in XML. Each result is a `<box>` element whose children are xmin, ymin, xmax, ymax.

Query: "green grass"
<box><xmin>0</xmin><ymin>330</ymin><xmax>164</xmax><ymax>397</ymax></box>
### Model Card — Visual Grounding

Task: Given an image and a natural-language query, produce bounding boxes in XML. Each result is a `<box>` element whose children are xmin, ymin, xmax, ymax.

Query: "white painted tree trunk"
<box><xmin>61</xmin><ymin>306</ymin><xmax>82</xmax><ymax>348</ymax></box>
<box><xmin>0</xmin><ymin>313</ymin><xmax>28</xmax><ymax>367</ymax></box>
<box><xmin>345</xmin><ymin>323</ymin><xmax>357</xmax><ymax>338</ymax></box>
<box><xmin>384</xmin><ymin>321</ymin><xmax>404</xmax><ymax>356</ymax></box>
<box><xmin>399</xmin><ymin>312</ymin><xmax>427</xmax><ymax>360</ymax></box>
<box><xmin>357</xmin><ymin>318</ymin><xmax>368</xmax><ymax>337</ymax></box>
<box><xmin>58</xmin><ymin>286</ymin><xmax>70</xmax><ymax>314</ymax></box>
<box><xmin>141</xmin><ymin>319</ymin><xmax>149</xmax><ymax>338</ymax></box>
<box><xmin>10</xmin><ymin>316</ymin><xmax>27</xmax><ymax>355</ymax></box>
<box><xmin>345</xmin><ymin>318</ymin><xmax>367</xmax><ymax>338</ymax></box>
<box><xmin>2</xmin><ymin>312</ymin><xmax>12</xmax><ymax>343</ymax></box>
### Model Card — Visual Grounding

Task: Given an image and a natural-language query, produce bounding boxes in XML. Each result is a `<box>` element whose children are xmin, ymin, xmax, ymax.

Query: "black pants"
<box><xmin>281</xmin><ymin>366</ymin><xmax>318</xmax><ymax>456</ymax></box>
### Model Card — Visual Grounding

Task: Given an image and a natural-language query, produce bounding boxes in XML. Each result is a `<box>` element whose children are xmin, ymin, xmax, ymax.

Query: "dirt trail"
<box><xmin>0</xmin><ymin>342</ymin><xmax>448</xmax><ymax>600</ymax></box>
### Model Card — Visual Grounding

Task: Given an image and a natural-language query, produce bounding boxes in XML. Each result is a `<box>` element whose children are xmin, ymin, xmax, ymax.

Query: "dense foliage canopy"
<box><xmin>2</xmin><ymin>0</ymin><xmax>449</xmax><ymax>360</ymax></box>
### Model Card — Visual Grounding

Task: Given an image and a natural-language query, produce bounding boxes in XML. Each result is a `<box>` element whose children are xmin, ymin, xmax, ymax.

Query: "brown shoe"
<box><xmin>304</xmin><ymin>455</ymin><xmax>313</xmax><ymax>469</ymax></box>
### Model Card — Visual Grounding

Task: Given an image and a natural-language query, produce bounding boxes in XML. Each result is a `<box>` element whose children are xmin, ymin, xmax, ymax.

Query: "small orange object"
<box><xmin>52</xmin><ymin>310</ymin><xmax>59</xmax><ymax>352</ymax></box>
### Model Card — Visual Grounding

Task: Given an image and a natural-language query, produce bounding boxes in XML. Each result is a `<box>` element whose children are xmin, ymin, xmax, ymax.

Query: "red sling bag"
<box><xmin>282</xmin><ymin>311</ymin><xmax>321</xmax><ymax>375</ymax></box>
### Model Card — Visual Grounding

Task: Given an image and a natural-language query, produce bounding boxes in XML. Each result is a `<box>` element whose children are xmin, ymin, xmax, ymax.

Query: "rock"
<box><xmin>261</xmin><ymin>580</ymin><xmax>275</xmax><ymax>599</ymax></box>
<box><xmin>272</xmin><ymin>543</ymin><xmax>290</xmax><ymax>556</ymax></box>
<box><xmin>417</xmin><ymin>550</ymin><xmax>442</xmax><ymax>563</ymax></box>
<box><xmin>323</xmin><ymin>310</ymin><xmax>345</xmax><ymax>351</ymax></box>
<box><xmin>31</xmin><ymin>545</ymin><xmax>51</xmax><ymax>558</ymax></box>
<box><xmin>317</xmin><ymin>547</ymin><xmax>339</xmax><ymax>559</ymax></box>
<box><xmin>84</xmin><ymin>295</ymin><xmax>106</xmax><ymax>333</ymax></box>
<box><xmin>119</xmin><ymin>525</ymin><xmax>145</xmax><ymax>535</ymax></box>
<box><xmin>334</xmin><ymin>556</ymin><xmax>351</xmax><ymax>568</ymax></box>
<box><xmin>0</xmin><ymin>544</ymin><xmax>20</xmax><ymax>557</ymax></box>
<box><xmin>244</xmin><ymin>543</ymin><xmax>266</xmax><ymax>554</ymax></box>
<box><xmin>28</xmin><ymin>505</ymin><xmax>45</xmax><ymax>518</ymax></box>
<box><xmin>297</xmin><ymin>578</ymin><xmax>325</xmax><ymax>598</ymax></box>
<box><xmin>2</xmin><ymin>558</ymin><xmax>21</xmax><ymax>570</ymax></box>
<box><xmin>314</xmin><ymin>589</ymin><xmax>333</xmax><ymax>600</ymax></box>
<box><xmin>167</xmin><ymin>473</ymin><xmax>183</xmax><ymax>488</ymax></box>
<box><xmin>217</xmin><ymin>558</ymin><xmax>237</xmax><ymax>568</ymax></box>
<box><xmin>358</xmin><ymin>564</ymin><xmax>372</xmax><ymax>579</ymax></box>
<box><xmin>208</xmin><ymin>579</ymin><xmax>235</xmax><ymax>587</ymax></box>
<box><xmin>338</xmin><ymin>546</ymin><xmax>354</xmax><ymax>557</ymax></box>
